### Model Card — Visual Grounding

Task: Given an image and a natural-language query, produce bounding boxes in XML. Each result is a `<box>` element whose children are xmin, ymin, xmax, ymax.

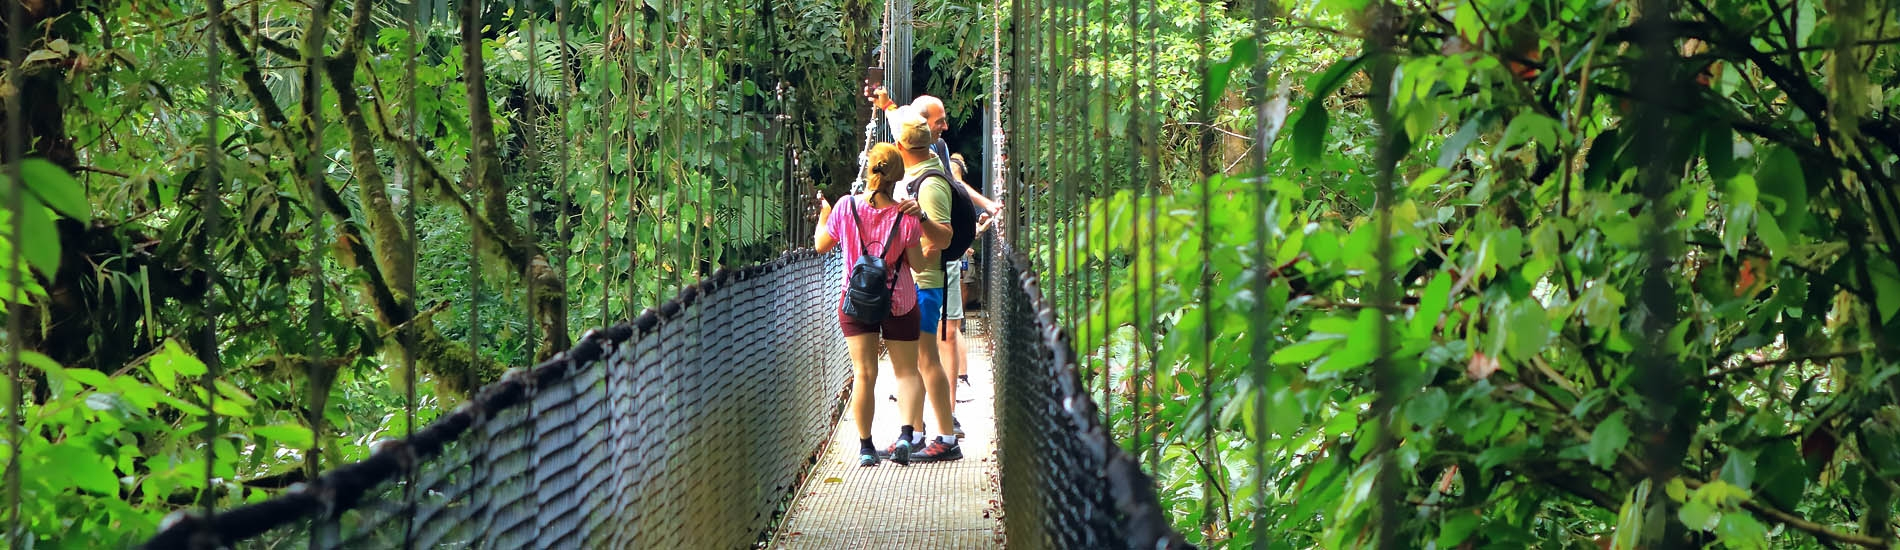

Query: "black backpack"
<box><xmin>906</xmin><ymin>168</ymin><xmax>977</xmax><ymax>262</ymax></box>
<box><xmin>905</xmin><ymin>168</ymin><xmax>978</xmax><ymax>340</ymax></box>
<box><xmin>839</xmin><ymin>198</ymin><xmax>908</xmax><ymax>325</ymax></box>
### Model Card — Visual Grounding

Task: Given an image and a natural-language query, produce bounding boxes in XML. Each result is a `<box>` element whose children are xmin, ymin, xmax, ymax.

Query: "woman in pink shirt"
<box><xmin>813</xmin><ymin>143</ymin><xmax>930</xmax><ymax>467</ymax></box>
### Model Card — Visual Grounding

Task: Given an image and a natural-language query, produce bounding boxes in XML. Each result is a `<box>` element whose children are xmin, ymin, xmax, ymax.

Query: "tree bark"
<box><xmin>461</xmin><ymin>0</ymin><xmax>570</xmax><ymax>359</ymax></box>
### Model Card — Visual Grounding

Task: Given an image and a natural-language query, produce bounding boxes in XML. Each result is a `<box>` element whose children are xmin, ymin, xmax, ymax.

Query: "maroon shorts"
<box><xmin>839</xmin><ymin>306</ymin><xmax>921</xmax><ymax>341</ymax></box>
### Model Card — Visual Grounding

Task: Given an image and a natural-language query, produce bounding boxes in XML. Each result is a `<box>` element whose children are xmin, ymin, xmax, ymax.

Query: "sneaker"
<box><xmin>958</xmin><ymin>376</ymin><xmax>972</xmax><ymax>388</ymax></box>
<box><xmin>887</xmin><ymin>439</ymin><xmax>911</xmax><ymax>466</ymax></box>
<box><xmin>859</xmin><ymin>449</ymin><xmax>879</xmax><ymax>467</ymax></box>
<box><xmin>952</xmin><ymin>417</ymin><xmax>966</xmax><ymax>438</ymax></box>
<box><xmin>912</xmin><ymin>439</ymin><xmax>963</xmax><ymax>463</ymax></box>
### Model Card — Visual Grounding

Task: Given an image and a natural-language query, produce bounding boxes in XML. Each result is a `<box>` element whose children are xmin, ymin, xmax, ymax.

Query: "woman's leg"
<box><xmin>888</xmin><ymin>338</ymin><xmax>925</xmax><ymax>435</ymax></box>
<box><xmin>846</xmin><ymin>334</ymin><xmax>883</xmax><ymax>440</ymax></box>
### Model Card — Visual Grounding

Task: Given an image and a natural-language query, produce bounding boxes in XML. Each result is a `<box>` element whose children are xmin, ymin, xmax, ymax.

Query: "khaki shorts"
<box><xmin>944</xmin><ymin>259</ymin><xmax>965</xmax><ymax>320</ymax></box>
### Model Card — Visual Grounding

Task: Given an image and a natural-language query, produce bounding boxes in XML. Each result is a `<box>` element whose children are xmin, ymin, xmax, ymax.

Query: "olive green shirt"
<box><xmin>903</xmin><ymin>156</ymin><xmax>953</xmax><ymax>289</ymax></box>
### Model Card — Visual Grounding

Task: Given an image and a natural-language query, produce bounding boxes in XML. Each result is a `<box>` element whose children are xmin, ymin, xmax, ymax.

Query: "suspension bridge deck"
<box><xmin>767</xmin><ymin>330</ymin><xmax>1006</xmax><ymax>549</ymax></box>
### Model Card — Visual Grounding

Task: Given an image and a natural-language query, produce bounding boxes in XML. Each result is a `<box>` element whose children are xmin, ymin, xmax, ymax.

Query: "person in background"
<box><xmin>811</xmin><ymin>142</ymin><xmax>942</xmax><ymax>467</ymax></box>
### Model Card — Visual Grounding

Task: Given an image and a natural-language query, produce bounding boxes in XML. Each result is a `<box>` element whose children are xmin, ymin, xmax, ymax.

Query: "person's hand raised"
<box><xmin>896</xmin><ymin>199</ymin><xmax>922</xmax><ymax>217</ymax></box>
<box><xmin>810</xmin><ymin>192</ymin><xmax>832</xmax><ymax>223</ymax></box>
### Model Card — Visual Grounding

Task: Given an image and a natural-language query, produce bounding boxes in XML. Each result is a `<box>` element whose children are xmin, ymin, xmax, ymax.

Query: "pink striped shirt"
<box><xmin>827</xmin><ymin>195</ymin><xmax>923</xmax><ymax>316</ymax></box>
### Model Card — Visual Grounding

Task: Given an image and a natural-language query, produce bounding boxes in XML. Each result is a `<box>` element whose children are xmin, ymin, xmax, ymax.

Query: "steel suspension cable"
<box><xmin>400</xmin><ymin>0</ymin><xmax>422</xmax><ymax>545</ymax></box>
<box><xmin>1124</xmin><ymin>0</ymin><xmax>1144</xmax><ymax>465</ymax></box>
<box><xmin>1141</xmin><ymin>0</ymin><xmax>1161</xmax><ymax>471</ymax></box>
<box><xmin>198</xmin><ymin>0</ymin><xmax>226</xmax><ymax>532</ymax></box>
<box><xmin>634</xmin><ymin>2</ymin><xmax>649</xmax><ymax>315</ymax></box>
<box><xmin>1193</xmin><ymin>0</ymin><xmax>1218</xmax><ymax>534</ymax></box>
<box><xmin>1092</xmin><ymin>0</ymin><xmax>1111</xmax><ymax>426</ymax></box>
<box><xmin>556</xmin><ymin>0</ymin><xmax>573</xmax><ymax>313</ymax></box>
<box><xmin>3</xmin><ymin>0</ymin><xmax>26</xmax><ymax>535</ymax></box>
<box><xmin>1365</xmin><ymin>4</ymin><xmax>1402</xmax><ymax>546</ymax></box>
<box><xmin>1247</xmin><ymin>2</ymin><xmax>1274</xmax><ymax>547</ymax></box>
<box><xmin>525</xmin><ymin>0</ymin><xmax>542</xmax><ymax>364</ymax></box>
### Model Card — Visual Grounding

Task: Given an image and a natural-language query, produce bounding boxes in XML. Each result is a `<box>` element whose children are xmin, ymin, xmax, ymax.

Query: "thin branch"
<box><xmin>75</xmin><ymin>166</ymin><xmax>129</xmax><ymax>178</ymax></box>
<box><xmin>1681</xmin><ymin>478</ymin><xmax>1892</xmax><ymax>548</ymax></box>
<box><xmin>1704</xmin><ymin>347</ymin><xmax>1873</xmax><ymax>382</ymax></box>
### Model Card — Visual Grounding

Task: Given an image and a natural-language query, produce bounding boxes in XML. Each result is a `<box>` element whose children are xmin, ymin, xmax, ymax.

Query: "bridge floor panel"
<box><xmin>768</xmin><ymin>332</ymin><xmax>1005</xmax><ymax>549</ymax></box>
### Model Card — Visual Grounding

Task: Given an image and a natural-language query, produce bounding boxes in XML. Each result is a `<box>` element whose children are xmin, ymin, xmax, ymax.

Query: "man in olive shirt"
<box><xmin>886</xmin><ymin>107</ymin><xmax>963</xmax><ymax>462</ymax></box>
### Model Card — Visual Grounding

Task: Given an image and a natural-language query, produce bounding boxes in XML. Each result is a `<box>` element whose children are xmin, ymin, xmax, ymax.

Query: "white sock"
<box><xmin>936</xmin><ymin>434</ymin><xmax>956</xmax><ymax>445</ymax></box>
<box><xmin>911</xmin><ymin>433</ymin><xmax>928</xmax><ymax>445</ymax></box>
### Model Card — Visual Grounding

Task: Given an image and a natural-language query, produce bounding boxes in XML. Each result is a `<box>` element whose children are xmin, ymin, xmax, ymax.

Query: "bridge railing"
<box><xmin>988</xmin><ymin>241</ymin><xmax>1193</xmax><ymax>550</ymax></box>
<box><xmin>143</xmin><ymin>251</ymin><xmax>849</xmax><ymax>550</ymax></box>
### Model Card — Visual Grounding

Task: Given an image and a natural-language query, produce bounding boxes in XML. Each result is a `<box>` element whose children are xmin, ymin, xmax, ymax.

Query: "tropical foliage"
<box><xmin>1029</xmin><ymin>0</ymin><xmax>1900</xmax><ymax>548</ymax></box>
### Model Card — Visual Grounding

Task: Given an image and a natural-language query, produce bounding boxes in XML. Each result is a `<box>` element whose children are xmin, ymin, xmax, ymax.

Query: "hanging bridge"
<box><xmin>117</xmin><ymin>0</ymin><xmax>1200</xmax><ymax>548</ymax></box>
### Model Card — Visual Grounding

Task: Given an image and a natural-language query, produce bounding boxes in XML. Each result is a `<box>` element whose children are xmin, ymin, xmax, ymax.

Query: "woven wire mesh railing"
<box><xmin>142</xmin><ymin>250</ymin><xmax>848</xmax><ymax>550</ymax></box>
<box><xmin>987</xmin><ymin>243</ymin><xmax>1192</xmax><ymax>550</ymax></box>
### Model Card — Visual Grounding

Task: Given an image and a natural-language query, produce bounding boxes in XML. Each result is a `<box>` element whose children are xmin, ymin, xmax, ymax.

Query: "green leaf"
<box><xmin>1871</xmin><ymin>261</ymin><xmax>1900</xmax><ymax>323</ymax></box>
<box><xmin>1271</xmin><ymin>337</ymin><xmax>1338</xmax><ymax>365</ymax></box>
<box><xmin>1703</xmin><ymin>124</ymin><xmax>1737</xmax><ymax>182</ymax></box>
<box><xmin>1613</xmin><ymin>480</ymin><xmax>1652</xmax><ymax>549</ymax></box>
<box><xmin>253</xmin><ymin>423</ymin><xmax>315</xmax><ymax>449</ymax></box>
<box><xmin>65</xmin><ymin>368</ymin><xmax>111</xmax><ymax>389</ymax></box>
<box><xmin>10</xmin><ymin>196</ymin><xmax>59</xmax><ymax>277</ymax></box>
<box><xmin>1755</xmin><ymin>439</ymin><xmax>1807</xmax><ymax>508</ymax></box>
<box><xmin>1504</xmin><ymin>299</ymin><xmax>1548</xmax><ymax>360</ymax></box>
<box><xmin>1290</xmin><ymin>107</ymin><xmax>1329</xmax><ymax>168</ymax></box>
<box><xmin>1714</xmin><ymin>514</ymin><xmax>1771</xmax><ymax>550</ymax></box>
<box><xmin>39</xmin><ymin>443</ymin><xmax>118</xmax><ymax>494</ymax></box>
<box><xmin>1310</xmin><ymin>309</ymin><xmax>1381</xmax><ymax>375</ymax></box>
<box><xmin>1405</xmin><ymin>388</ymin><xmax>1449</xmax><ymax>428</ymax></box>
<box><xmin>1203</xmin><ymin>36</ymin><xmax>1258</xmax><ymax>106</ymax></box>
<box><xmin>19</xmin><ymin>158</ymin><xmax>90</xmax><ymax>223</ymax></box>
<box><xmin>1678</xmin><ymin>499</ymin><xmax>1719</xmax><ymax>531</ymax></box>
<box><xmin>1437</xmin><ymin>512</ymin><xmax>1480</xmax><ymax>547</ymax></box>
<box><xmin>1755</xmin><ymin>146</ymin><xmax>1807</xmax><ymax>235</ymax></box>
<box><xmin>1587</xmin><ymin>411</ymin><xmax>1631</xmax><ymax>467</ymax></box>
<box><xmin>1410</xmin><ymin>272</ymin><xmax>1452</xmax><ymax>339</ymax></box>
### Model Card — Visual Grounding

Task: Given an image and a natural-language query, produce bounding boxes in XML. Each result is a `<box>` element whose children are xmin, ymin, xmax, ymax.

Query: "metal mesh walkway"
<box><xmin>767</xmin><ymin>325</ymin><xmax>1005</xmax><ymax>550</ymax></box>
<box><xmin>139</xmin><ymin>246</ymin><xmax>1192</xmax><ymax>550</ymax></box>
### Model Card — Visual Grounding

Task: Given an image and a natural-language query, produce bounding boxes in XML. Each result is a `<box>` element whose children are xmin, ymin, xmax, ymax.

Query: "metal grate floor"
<box><xmin>767</xmin><ymin>329</ymin><xmax>1005</xmax><ymax>550</ymax></box>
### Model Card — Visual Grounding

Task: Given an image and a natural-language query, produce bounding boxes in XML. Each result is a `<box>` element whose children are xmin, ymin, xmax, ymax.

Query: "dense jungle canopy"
<box><xmin>1</xmin><ymin>0</ymin><xmax>1898</xmax><ymax>548</ymax></box>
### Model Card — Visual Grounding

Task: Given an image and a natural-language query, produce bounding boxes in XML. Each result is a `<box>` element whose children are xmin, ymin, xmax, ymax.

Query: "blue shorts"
<box><xmin>917</xmin><ymin>288</ymin><xmax>945</xmax><ymax>334</ymax></box>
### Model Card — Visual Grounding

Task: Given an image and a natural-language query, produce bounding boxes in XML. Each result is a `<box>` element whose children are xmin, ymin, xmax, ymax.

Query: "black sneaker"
<box><xmin>886</xmin><ymin>439</ymin><xmax>911</xmax><ymax>466</ymax></box>
<box><xmin>859</xmin><ymin>448</ymin><xmax>880</xmax><ymax>467</ymax></box>
<box><xmin>952</xmin><ymin>417</ymin><xmax>966</xmax><ymax>438</ymax></box>
<box><xmin>912</xmin><ymin>439</ymin><xmax>963</xmax><ymax>462</ymax></box>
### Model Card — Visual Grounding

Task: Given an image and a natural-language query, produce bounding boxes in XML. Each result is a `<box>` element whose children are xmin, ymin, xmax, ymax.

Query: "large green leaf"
<box><xmin>38</xmin><ymin>443</ymin><xmax>118</xmax><ymax>495</ymax></box>
<box><xmin>1754</xmin><ymin>146</ymin><xmax>1807</xmax><ymax>236</ymax></box>
<box><xmin>1202</xmin><ymin>36</ymin><xmax>1258</xmax><ymax>106</ymax></box>
<box><xmin>1587</xmin><ymin>411</ymin><xmax>1630</xmax><ymax>467</ymax></box>
<box><xmin>19</xmin><ymin>159</ymin><xmax>90</xmax><ymax>223</ymax></box>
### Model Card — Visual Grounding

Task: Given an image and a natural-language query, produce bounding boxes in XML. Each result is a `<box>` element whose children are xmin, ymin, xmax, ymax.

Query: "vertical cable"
<box><xmin>1193</xmin><ymin>0</ymin><xmax>1218</xmax><ymax>534</ymax></box>
<box><xmin>299</xmin><ymin>2</ymin><xmax>332</xmax><ymax>541</ymax></box>
<box><xmin>526</xmin><ymin>2</ymin><xmax>542</xmax><ymax>362</ymax></box>
<box><xmin>1062</xmin><ymin>0</ymin><xmax>1079</xmax><ymax>347</ymax></box>
<box><xmin>1247</xmin><ymin>1</ymin><xmax>1272</xmax><ymax>547</ymax></box>
<box><xmin>199</xmin><ymin>0</ymin><xmax>226</xmax><ymax>527</ymax></box>
<box><xmin>1141</xmin><ymin>0</ymin><xmax>1161</xmax><ymax>470</ymax></box>
<box><xmin>401</xmin><ymin>0</ymin><xmax>421</xmax><ymax>546</ymax></box>
<box><xmin>1633</xmin><ymin>0</ymin><xmax>1684</xmax><ymax>539</ymax></box>
<box><xmin>1091</xmin><ymin>0</ymin><xmax>1110</xmax><ymax>422</ymax></box>
<box><xmin>689</xmin><ymin>0</ymin><xmax>705</xmax><ymax>280</ymax></box>
<box><xmin>1125</xmin><ymin>0</ymin><xmax>1144</xmax><ymax>462</ymax></box>
<box><xmin>556</xmin><ymin>0</ymin><xmax>574</xmax><ymax>318</ymax></box>
<box><xmin>3</xmin><ymin>0</ymin><xmax>27</xmax><ymax>535</ymax></box>
<box><xmin>1364</xmin><ymin>5</ymin><xmax>1401</xmax><ymax>546</ymax></box>
<box><xmin>634</xmin><ymin>2</ymin><xmax>649</xmax><ymax>314</ymax></box>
